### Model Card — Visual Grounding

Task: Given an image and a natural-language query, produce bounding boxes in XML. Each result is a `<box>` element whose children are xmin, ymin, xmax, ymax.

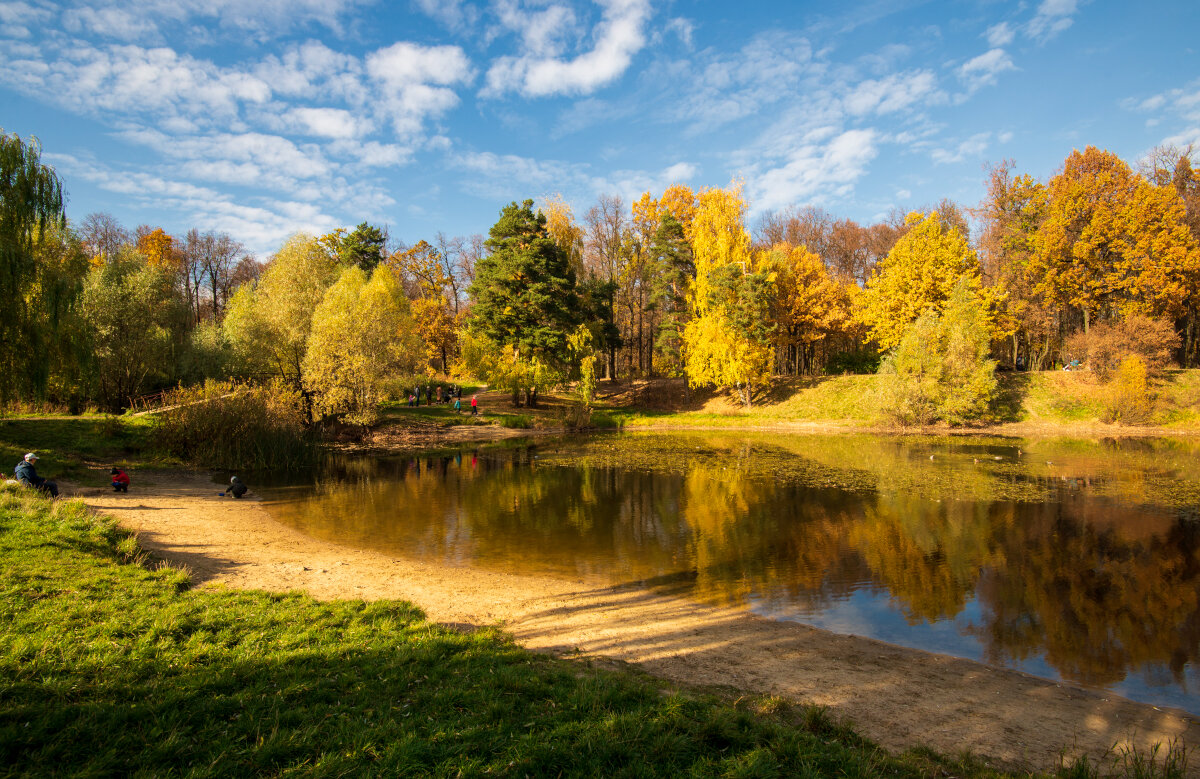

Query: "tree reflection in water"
<box><xmin>260</xmin><ymin>433</ymin><xmax>1200</xmax><ymax>712</ymax></box>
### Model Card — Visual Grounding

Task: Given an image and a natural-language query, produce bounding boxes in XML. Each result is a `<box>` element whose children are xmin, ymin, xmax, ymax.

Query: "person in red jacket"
<box><xmin>110</xmin><ymin>467</ymin><xmax>130</xmax><ymax>493</ymax></box>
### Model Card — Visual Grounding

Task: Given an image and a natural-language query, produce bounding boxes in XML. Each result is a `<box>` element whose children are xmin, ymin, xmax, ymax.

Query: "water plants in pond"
<box><xmin>258</xmin><ymin>432</ymin><xmax>1200</xmax><ymax>715</ymax></box>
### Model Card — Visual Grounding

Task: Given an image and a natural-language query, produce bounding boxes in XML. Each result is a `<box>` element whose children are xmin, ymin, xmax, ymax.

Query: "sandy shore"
<box><xmin>77</xmin><ymin>470</ymin><xmax>1199</xmax><ymax>774</ymax></box>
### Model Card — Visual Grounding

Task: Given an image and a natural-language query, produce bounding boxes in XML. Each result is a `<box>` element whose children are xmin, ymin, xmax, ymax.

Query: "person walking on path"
<box><xmin>14</xmin><ymin>453</ymin><xmax>58</xmax><ymax>497</ymax></box>
<box><xmin>110</xmin><ymin>467</ymin><xmax>130</xmax><ymax>493</ymax></box>
<box><xmin>453</xmin><ymin>396</ymin><xmax>462</xmax><ymax>413</ymax></box>
<box><xmin>470</xmin><ymin>395</ymin><xmax>478</xmax><ymax>416</ymax></box>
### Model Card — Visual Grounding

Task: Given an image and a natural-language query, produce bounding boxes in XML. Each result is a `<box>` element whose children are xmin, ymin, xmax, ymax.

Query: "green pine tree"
<box><xmin>467</xmin><ymin>200</ymin><xmax>581</xmax><ymax>405</ymax></box>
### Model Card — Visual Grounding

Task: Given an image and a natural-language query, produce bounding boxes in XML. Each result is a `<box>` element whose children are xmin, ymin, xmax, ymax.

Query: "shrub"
<box><xmin>153</xmin><ymin>379</ymin><xmax>316</xmax><ymax>470</ymax></box>
<box><xmin>1103</xmin><ymin>355</ymin><xmax>1153</xmax><ymax>425</ymax></box>
<box><xmin>1065</xmin><ymin>315</ymin><xmax>1179</xmax><ymax>380</ymax></box>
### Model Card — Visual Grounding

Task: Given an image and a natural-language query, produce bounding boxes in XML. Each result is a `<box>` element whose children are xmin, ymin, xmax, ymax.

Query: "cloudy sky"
<box><xmin>1</xmin><ymin>0</ymin><xmax>1197</xmax><ymax>255</ymax></box>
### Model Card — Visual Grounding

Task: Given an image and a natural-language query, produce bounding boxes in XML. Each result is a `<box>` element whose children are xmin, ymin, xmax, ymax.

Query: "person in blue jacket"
<box><xmin>14</xmin><ymin>453</ymin><xmax>58</xmax><ymax>497</ymax></box>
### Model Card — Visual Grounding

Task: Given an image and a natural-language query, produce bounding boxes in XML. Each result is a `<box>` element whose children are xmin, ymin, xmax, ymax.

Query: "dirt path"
<box><xmin>78</xmin><ymin>472</ymin><xmax>1199</xmax><ymax>775</ymax></box>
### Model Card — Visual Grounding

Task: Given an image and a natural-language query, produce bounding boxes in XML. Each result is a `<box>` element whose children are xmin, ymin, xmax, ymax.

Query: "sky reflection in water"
<box><xmin>258</xmin><ymin>432</ymin><xmax>1200</xmax><ymax>715</ymax></box>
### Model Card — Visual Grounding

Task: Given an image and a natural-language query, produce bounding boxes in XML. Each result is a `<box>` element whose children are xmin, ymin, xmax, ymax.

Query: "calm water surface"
<box><xmin>258</xmin><ymin>432</ymin><xmax>1200</xmax><ymax>715</ymax></box>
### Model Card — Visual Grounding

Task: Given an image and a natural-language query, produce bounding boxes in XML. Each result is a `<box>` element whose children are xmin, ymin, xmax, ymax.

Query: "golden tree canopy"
<box><xmin>856</xmin><ymin>212</ymin><xmax>984</xmax><ymax>350</ymax></box>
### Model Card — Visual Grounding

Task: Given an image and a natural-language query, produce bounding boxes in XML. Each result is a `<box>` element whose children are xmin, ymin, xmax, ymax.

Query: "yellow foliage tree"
<box><xmin>856</xmin><ymin>211</ymin><xmax>988</xmax><ymax>350</ymax></box>
<box><xmin>541</xmin><ymin>194</ymin><xmax>585</xmax><ymax>275</ymax></box>
<box><xmin>1032</xmin><ymin>146</ymin><xmax>1200</xmax><ymax>331</ymax></box>
<box><xmin>222</xmin><ymin>234</ymin><xmax>341</xmax><ymax>407</ymax></box>
<box><xmin>136</xmin><ymin>228</ymin><xmax>177</xmax><ymax>271</ymax></box>
<box><xmin>390</xmin><ymin>239</ymin><xmax>457</xmax><ymax>372</ymax></box>
<box><xmin>303</xmin><ymin>266</ymin><xmax>421</xmax><ymax>425</ymax></box>
<box><xmin>761</xmin><ymin>243</ymin><xmax>853</xmax><ymax>375</ymax></box>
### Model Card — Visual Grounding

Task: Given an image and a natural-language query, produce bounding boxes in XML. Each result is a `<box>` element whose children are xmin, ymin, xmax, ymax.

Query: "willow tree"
<box><xmin>0</xmin><ymin>131</ymin><xmax>65</xmax><ymax>403</ymax></box>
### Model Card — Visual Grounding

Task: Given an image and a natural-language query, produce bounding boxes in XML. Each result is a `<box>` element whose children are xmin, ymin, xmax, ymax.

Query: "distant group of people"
<box><xmin>407</xmin><ymin>383</ymin><xmax>478</xmax><ymax>415</ymax></box>
<box><xmin>408</xmin><ymin>383</ymin><xmax>462</xmax><ymax>407</ymax></box>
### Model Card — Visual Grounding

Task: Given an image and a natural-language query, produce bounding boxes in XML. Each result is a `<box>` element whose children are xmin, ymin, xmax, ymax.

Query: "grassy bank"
<box><xmin>0</xmin><ymin>488</ymin><xmax>1028</xmax><ymax>778</ymax></box>
<box><xmin>0</xmin><ymin>414</ymin><xmax>167</xmax><ymax>486</ymax></box>
<box><xmin>597</xmin><ymin>370</ymin><xmax>1200</xmax><ymax>432</ymax></box>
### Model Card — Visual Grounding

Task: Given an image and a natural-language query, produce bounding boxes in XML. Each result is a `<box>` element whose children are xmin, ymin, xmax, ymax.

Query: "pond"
<box><xmin>257</xmin><ymin>431</ymin><xmax>1200</xmax><ymax>715</ymax></box>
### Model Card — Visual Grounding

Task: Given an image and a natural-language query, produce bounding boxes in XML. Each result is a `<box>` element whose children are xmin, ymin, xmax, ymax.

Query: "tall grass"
<box><xmin>153</xmin><ymin>379</ymin><xmax>317</xmax><ymax>470</ymax></box>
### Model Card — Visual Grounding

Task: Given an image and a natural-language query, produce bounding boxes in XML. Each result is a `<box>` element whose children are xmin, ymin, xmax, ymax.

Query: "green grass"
<box><xmin>0</xmin><ymin>489</ymin><xmax>1039</xmax><ymax>778</ymax></box>
<box><xmin>0</xmin><ymin>415</ymin><xmax>168</xmax><ymax>486</ymax></box>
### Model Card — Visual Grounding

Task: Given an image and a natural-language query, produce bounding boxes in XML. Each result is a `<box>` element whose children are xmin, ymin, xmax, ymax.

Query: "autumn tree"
<box><xmin>136</xmin><ymin>227</ymin><xmax>177</xmax><ymax>271</ymax></box>
<box><xmin>391</xmin><ymin>239</ymin><xmax>458</xmax><ymax>373</ymax></box>
<box><xmin>1032</xmin><ymin>146</ymin><xmax>1200</xmax><ymax>336</ymax></box>
<box><xmin>682</xmin><ymin>183</ymin><xmax>774</xmax><ymax>405</ymax></box>
<box><xmin>1142</xmin><ymin>146</ymin><xmax>1200</xmax><ymax>364</ymax></box>
<box><xmin>974</xmin><ymin>161</ymin><xmax>1053</xmax><ymax>369</ymax></box>
<box><xmin>761</xmin><ymin>243</ymin><xmax>852</xmax><ymax>375</ymax></box>
<box><xmin>223</xmin><ymin>234</ymin><xmax>341</xmax><ymax>416</ymax></box>
<box><xmin>303</xmin><ymin>265</ymin><xmax>421</xmax><ymax>425</ymax></box>
<box><xmin>467</xmin><ymin>200</ymin><xmax>580</xmax><ymax>406</ymax></box>
<box><xmin>0</xmin><ymin>131</ymin><xmax>66</xmax><ymax>404</ymax></box>
<box><xmin>856</xmin><ymin>211</ymin><xmax>988</xmax><ymax>351</ymax></box>
<box><xmin>542</xmin><ymin>194</ymin><xmax>585</xmax><ymax>276</ymax></box>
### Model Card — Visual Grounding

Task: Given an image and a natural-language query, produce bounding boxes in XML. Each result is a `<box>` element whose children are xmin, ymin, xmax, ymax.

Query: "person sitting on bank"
<box><xmin>14</xmin><ymin>453</ymin><xmax>58</xmax><ymax>498</ymax></box>
<box><xmin>110</xmin><ymin>467</ymin><xmax>130</xmax><ymax>493</ymax></box>
<box><xmin>226</xmin><ymin>475</ymin><xmax>248</xmax><ymax>499</ymax></box>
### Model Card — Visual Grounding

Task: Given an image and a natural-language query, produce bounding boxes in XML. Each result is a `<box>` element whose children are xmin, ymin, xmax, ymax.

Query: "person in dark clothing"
<box><xmin>226</xmin><ymin>476</ymin><xmax>248</xmax><ymax>499</ymax></box>
<box><xmin>110</xmin><ymin>467</ymin><xmax>130</xmax><ymax>493</ymax></box>
<box><xmin>14</xmin><ymin>453</ymin><xmax>58</xmax><ymax>497</ymax></box>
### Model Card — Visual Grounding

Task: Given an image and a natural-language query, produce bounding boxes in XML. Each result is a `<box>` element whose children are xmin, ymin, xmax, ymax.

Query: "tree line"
<box><xmin>3</xmin><ymin>126</ymin><xmax>1198</xmax><ymax>424</ymax></box>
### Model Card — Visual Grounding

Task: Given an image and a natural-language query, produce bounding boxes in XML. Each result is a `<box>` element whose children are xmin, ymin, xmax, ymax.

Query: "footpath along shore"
<box><xmin>76</xmin><ymin>469</ymin><xmax>1200</xmax><ymax>775</ymax></box>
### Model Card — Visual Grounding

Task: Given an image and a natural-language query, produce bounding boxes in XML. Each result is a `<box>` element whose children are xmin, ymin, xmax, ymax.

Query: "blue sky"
<box><xmin>1</xmin><ymin>0</ymin><xmax>1198</xmax><ymax>256</ymax></box>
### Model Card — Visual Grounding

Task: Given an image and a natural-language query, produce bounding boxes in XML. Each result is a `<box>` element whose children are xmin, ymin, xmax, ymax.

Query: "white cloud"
<box><xmin>50</xmin><ymin>152</ymin><xmax>341</xmax><ymax>252</ymax></box>
<box><xmin>985</xmin><ymin>22</ymin><xmax>1014</xmax><ymax>47</ymax></box>
<box><xmin>453</xmin><ymin>150</ymin><xmax>584</xmax><ymax>191</ymax></box>
<box><xmin>413</xmin><ymin>0</ymin><xmax>479</xmax><ymax>31</ymax></box>
<box><xmin>283</xmin><ymin>107</ymin><xmax>368</xmax><ymax>139</ymax></box>
<box><xmin>366</xmin><ymin>41</ymin><xmax>473</xmax><ymax>135</ymax></box>
<box><xmin>483</xmin><ymin>0</ymin><xmax>651</xmax><ymax>98</ymax></box>
<box><xmin>957</xmin><ymin>48</ymin><xmax>1015</xmax><ymax>93</ymax></box>
<box><xmin>58</xmin><ymin>0</ymin><xmax>369</xmax><ymax>41</ymax></box>
<box><xmin>599</xmin><ymin>161</ymin><xmax>698</xmax><ymax>203</ymax></box>
<box><xmin>843</xmin><ymin>70</ymin><xmax>939</xmax><ymax>116</ymax></box>
<box><xmin>664</xmin><ymin>17</ymin><xmax>694</xmax><ymax>49</ymax></box>
<box><xmin>750</xmin><ymin>129</ymin><xmax>878</xmax><ymax>213</ymax></box>
<box><xmin>62</xmin><ymin>6</ymin><xmax>156</xmax><ymax>41</ymax></box>
<box><xmin>0</xmin><ymin>42</ymin><xmax>271</xmax><ymax>125</ymax></box>
<box><xmin>0</xmin><ymin>2</ymin><xmax>52</xmax><ymax>39</ymax></box>
<box><xmin>671</xmin><ymin>31</ymin><xmax>818</xmax><ymax>131</ymax></box>
<box><xmin>1027</xmin><ymin>0</ymin><xmax>1078</xmax><ymax>41</ymax></box>
<box><xmin>930</xmin><ymin>132</ymin><xmax>990</xmax><ymax>164</ymax></box>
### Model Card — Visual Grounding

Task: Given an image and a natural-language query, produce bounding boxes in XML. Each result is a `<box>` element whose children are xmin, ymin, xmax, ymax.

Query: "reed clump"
<box><xmin>153</xmin><ymin>379</ymin><xmax>316</xmax><ymax>470</ymax></box>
